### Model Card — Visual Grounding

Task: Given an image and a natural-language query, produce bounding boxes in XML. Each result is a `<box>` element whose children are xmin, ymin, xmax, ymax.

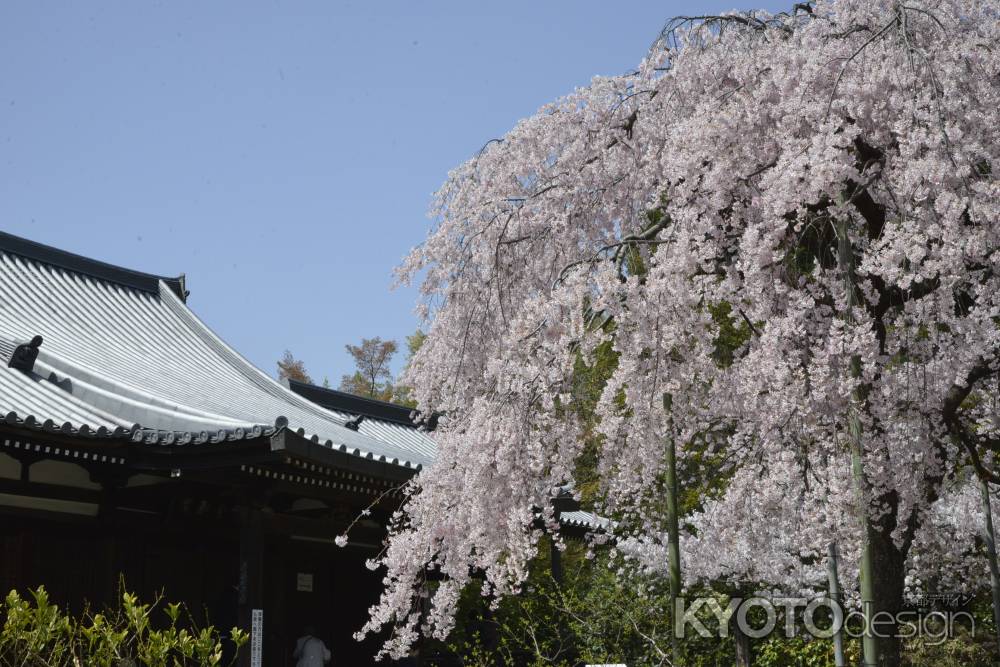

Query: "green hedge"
<box><xmin>0</xmin><ymin>587</ymin><xmax>247</xmax><ymax>667</ymax></box>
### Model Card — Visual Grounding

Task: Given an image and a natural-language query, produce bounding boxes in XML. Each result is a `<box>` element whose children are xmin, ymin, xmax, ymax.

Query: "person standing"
<box><xmin>293</xmin><ymin>625</ymin><xmax>331</xmax><ymax>667</ymax></box>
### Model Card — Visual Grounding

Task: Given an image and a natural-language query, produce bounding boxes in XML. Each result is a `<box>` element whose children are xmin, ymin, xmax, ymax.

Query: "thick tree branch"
<box><xmin>943</xmin><ymin>358</ymin><xmax>1000</xmax><ymax>484</ymax></box>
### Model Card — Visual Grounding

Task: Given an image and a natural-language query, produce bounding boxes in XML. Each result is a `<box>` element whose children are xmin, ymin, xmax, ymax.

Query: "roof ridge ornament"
<box><xmin>8</xmin><ymin>335</ymin><xmax>42</xmax><ymax>373</ymax></box>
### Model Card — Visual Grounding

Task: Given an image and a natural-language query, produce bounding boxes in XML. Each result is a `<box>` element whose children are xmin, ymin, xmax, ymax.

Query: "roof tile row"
<box><xmin>0</xmin><ymin>233</ymin><xmax>434</xmax><ymax>469</ymax></box>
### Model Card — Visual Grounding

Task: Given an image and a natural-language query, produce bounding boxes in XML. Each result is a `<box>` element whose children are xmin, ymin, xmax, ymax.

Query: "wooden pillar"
<box><xmin>827</xmin><ymin>542</ymin><xmax>846</xmax><ymax>667</ymax></box>
<box><xmin>980</xmin><ymin>479</ymin><xmax>1000</xmax><ymax>654</ymax></box>
<box><xmin>663</xmin><ymin>393</ymin><xmax>682</xmax><ymax>667</ymax></box>
<box><xmin>93</xmin><ymin>470</ymin><xmax>127</xmax><ymax>608</ymax></box>
<box><xmin>0</xmin><ymin>530</ymin><xmax>25</xmax><ymax>600</ymax></box>
<box><xmin>549</xmin><ymin>537</ymin><xmax>563</xmax><ymax>584</ymax></box>
<box><xmin>238</xmin><ymin>507</ymin><xmax>264</xmax><ymax>667</ymax></box>
<box><xmin>17</xmin><ymin>455</ymin><xmax>34</xmax><ymax>482</ymax></box>
<box><xmin>102</xmin><ymin>486</ymin><xmax>119</xmax><ymax>609</ymax></box>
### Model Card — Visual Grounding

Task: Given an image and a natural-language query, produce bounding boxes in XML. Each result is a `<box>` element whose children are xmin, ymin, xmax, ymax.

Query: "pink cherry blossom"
<box><xmin>363</xmin><ymin>0</ymin><xmax>1000</xmax><ymax>658</ymax></box>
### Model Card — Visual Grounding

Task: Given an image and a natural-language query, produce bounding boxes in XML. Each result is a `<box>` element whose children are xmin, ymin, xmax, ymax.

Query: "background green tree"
<box><xmin>339</xmin><ymin>337</ymin><xmax>398</xmax><ymax>401</ymax></box>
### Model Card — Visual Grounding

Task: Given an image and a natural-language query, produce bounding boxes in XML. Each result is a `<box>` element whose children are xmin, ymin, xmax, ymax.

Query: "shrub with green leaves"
<box><xmin>0</xmin><ymin>587</ymin><xmax>247</xmax><ymax>667</ymax></box>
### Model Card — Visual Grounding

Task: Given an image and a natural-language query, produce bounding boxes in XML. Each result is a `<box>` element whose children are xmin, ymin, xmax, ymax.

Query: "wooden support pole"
<box><xmin>663</xmin><ymin>393</ymin><xmax>681</xmax><ymax>666</ymax></box>
<box><xmin>238</xmin><ymin>507</ymin><xmax>264</xmax><ymax>667</ymax></box>
<box><xmin>980</xmin><ymin>479</ymin><xmax>1000</xmax><ymax>654</ymax></box>
<box><xmin>836</xmin><ymin>217</ymin><xmax>880</xmax><ymax>667</ymax></box>
<box><xmin>549</xmin><ymin>537</ymin><xmax>563</xmax><ymax>585</ymax></box>
<box><xmin>827</xmin><ymin>542</ymin><xmax>846</xmax><ymax>667</ymax></box>
<box><xmin>91</xmin><ymin>470</ymin><xmax>129</xmax><ymax>609</ymax></box>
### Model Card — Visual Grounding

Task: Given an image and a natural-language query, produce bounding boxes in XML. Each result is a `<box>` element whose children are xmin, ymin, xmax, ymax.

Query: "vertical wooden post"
<box><xmin>836</xmin><ymin>217</ymin><xmax>879</xmax><ymax>667</ymax></box>
<box><xmin>980</xmin><ymin>479</ymin><xmax>1000</xmax><ymax>653</ymax></box>
<box><xmin>663</xmin><ymin>393</ymin><xmax>681</xmax><ymax>666</ymax></box>
<box><xmin>94</xmin><ymin>471</ymin><xmax>126</xmax><ymax>609</ymax></box>
<box><xmin>549</xmin><ymin>537</ymin><xmax>564</xmax><ymax>585</ymax></box>
<box><xmin>827</xmin><ymin>542</ymin><xmax>846</xmax><ymax>667</ymax></box>
<box><xmin>851</xmin><ymin>446</ymin><xmax>879</xmax><ymax>667</ymax></box>
<box><xmin>238</xmin><ymin>508</ymin><xmax>264</xmax><ymax>667</ymax></box>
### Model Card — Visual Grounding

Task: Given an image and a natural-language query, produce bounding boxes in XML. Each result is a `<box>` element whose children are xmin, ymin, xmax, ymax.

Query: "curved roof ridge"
<box><xmin>0</xmin><ymin>230</ymin><xmax>187</xmax><ymax>301</ymax></box>
<box><xmin>284</xmin><ymin>379</ymin><xmax>435</xmax><ymax>429</ymax></box>
<box><xmin>0</xmin><ymin>364</ymin><xmax>132</xmax><ymax>432</ymax></box>
<box><xmin>286</xmin><ymin>379</ymin><xmax>410</xmax><ymax>413</ymax></box>
<box><xmin>155</xmin><ymin>280</ymin><xmax>348</xmax><ymax>421</ymax></box>
<box><xmin>34</xmin><ymin>356</ymin><xmax>254</xmax><ymax>433</ymax></box>
<box><xmin>35</xmin><ymin>350</ymin><xmax>246</xmax><ymax>423</ymax></box>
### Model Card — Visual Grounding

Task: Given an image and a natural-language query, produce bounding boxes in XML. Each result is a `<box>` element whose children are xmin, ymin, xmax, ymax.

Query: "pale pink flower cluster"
<box><xmin>363</xmin><ymin>0</ymin><xmax>1000</xmax><ymax>657</ymax></box>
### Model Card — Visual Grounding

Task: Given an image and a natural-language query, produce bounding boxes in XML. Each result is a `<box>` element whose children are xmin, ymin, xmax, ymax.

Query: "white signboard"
<box><xmin>250</xmin><ymin>609</ymin><xmax>263</xmax><ymax>667</ymax></box>
<box><xmin>296</xmin><ymin>572</ymin><xmax>314</xmax><ymax>592</ymax></box>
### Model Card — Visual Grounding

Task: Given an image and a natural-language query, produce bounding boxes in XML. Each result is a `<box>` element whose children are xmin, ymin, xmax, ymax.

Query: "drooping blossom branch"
<box><xmin>362</xmin><ymin>0</ymin><xmax>1000</xmax><ymax>658</ymax></box>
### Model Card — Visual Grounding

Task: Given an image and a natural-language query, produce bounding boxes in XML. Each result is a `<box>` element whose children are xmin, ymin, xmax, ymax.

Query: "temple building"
<box><xmin>0</xmin><ymin>231</ymin><xmax>593</xmax><ymax>666</ymax></box>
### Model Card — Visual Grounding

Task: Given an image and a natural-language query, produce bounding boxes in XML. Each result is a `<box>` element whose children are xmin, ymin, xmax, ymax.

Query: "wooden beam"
<box><xmin>0</xmin><ymin>477</ymin><xmax>102</xmax><ymax>504</ymax></box>
<box><xmin>127</xmin><ymin>441</ymin><xmax>281</xmax><ymax>473</ymax></box>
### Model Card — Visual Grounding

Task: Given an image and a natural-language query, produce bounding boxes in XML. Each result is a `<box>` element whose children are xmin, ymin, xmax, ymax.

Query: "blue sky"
<box><xmin>0</xmin><ymin>1</ymin><xmax>781</xmax><ymax>384</ymax></box>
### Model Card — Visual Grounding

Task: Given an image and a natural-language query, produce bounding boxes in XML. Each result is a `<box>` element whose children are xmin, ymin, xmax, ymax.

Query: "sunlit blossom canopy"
<box><xmin>367</xmin><ymin>0</ymin><xmax>1000</xmax><ymax>658</ymax></box>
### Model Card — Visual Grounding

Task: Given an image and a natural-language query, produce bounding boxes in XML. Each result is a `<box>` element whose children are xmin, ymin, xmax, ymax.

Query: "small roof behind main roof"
<box><xmin>283</xmin><ymin>379</ymin><xmax>437</xmax><ymax>461</ymax></box>
<box><xmin>0</xmin><ymin>231</ymin><xmax>434</xmax><ymax>469</ymax></box>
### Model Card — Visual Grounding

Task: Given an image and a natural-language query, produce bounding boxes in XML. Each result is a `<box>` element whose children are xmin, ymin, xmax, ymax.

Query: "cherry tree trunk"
<box><xmin>732</xmin><ymin>621</ymin><xmax>752</xmax><ymax>667</ymax></box>
<box><xmin>866</xmin><ymin>514</ymin><xmax>907</xmax><ymax>666</ymax></box>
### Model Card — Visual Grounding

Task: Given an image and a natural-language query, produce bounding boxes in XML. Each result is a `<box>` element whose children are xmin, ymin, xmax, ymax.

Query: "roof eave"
<box><xmin>269</xmin><ymin>427</ymin><xmax>420</xmax><ymax>482</ymax></box>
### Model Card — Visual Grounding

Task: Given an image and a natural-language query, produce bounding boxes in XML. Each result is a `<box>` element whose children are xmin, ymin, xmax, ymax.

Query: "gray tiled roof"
<box><xmin>0</xmin><ymin>233</ymin><xmax>604</xmax><ymax>532</ymax></box>
<box><xmin>0</xmin><ymin>242</ymin><xmax>434</xmax><ymax>468</ymax></box>
<box><xmin>282</xmin><ymin>380</ymin><xmax>437</xmax><ymax>460</ymax></box>
<box><xmin>558</xmin><ymin>510</ymin><xmax>611</xmax><ymax>530</ymax></box>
